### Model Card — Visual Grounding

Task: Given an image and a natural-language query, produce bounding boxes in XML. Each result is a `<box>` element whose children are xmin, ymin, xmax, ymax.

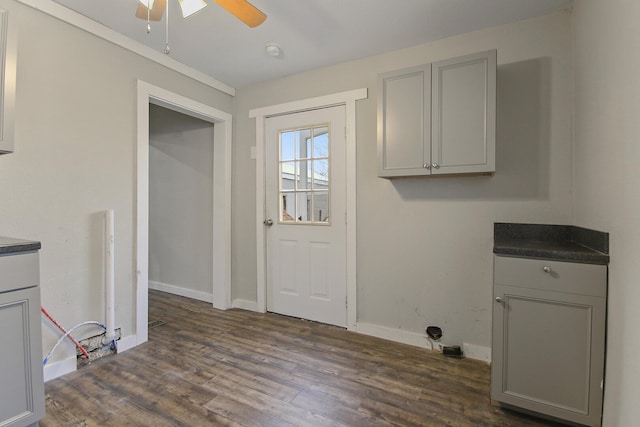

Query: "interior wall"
<box><xmin>0</xmin><ymin>2</ymin><xmax>232</xmax><ymax>367</ymax></box>
<box><xmin>572</xmin><ymin>1</ymin><xmax>640</xmax><ymax>425</ymax></box>
<box><xmin>148</xmin><ymin>104</ymin><xmax>214</xmax><ymax>300</ymax></box>
<box><xmin>233</xmin><ymin>10</ymin><xmax>574</xmax><ymax>356</ymax></box>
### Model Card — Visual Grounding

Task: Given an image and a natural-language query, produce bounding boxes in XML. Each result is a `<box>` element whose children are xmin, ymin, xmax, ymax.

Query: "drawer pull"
<box><xmin>542</xmin><ymin>266</ymin><xmax>552</xmax><ymax>273</ymax></box>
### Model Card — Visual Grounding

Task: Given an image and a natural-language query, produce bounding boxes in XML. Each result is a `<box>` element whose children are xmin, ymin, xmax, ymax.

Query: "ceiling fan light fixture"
<box><xmin>178</xmin><ymin>0</ymin><xmax>207</xmax><ymax>18</ymax></box>
<box><xmin>139</xmin><ymin>0</ymin><xmax>155</xmax><ymax>9</ymax></box>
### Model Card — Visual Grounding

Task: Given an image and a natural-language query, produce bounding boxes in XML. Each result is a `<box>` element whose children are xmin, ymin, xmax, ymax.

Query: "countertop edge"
<box><xmin>0</xmin><ymin>237</ymin><xmax>42</xmax><ymax>255</ymax></box>
<box><xmin>493</xmin><ymin>246</ymin><xmax>610</xmax><ymax>265</ymax></box>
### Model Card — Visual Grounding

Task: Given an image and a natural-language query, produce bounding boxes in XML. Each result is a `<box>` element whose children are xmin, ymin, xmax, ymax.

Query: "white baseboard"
<box><xmin>149</xmin><ymin>280</ymin><xmax>213</xmax><ymax>304</ymax></box>
<box><xmin>232</xmin><ymin>298</ymin><xmax>259</xmax><ymax>311</ymax></box>
<box><xmin>44</xmin><ymin>331</ymin><xmax>139</xmax><ymax>382</ymax></box>
<box><xmin>44</xmin><ymin>356</ymin><xmax>77</xmax><ymax>382</ymax></box>
<box><xmin>42</xmin><ymin>322</ymin><xmax>490</xmax><ymax>384</ymax></box>
<box><xmin>463</xmin><ymin>342</ymin><xmax>491</xmax><ymax>363</ymax></box>
<box><xmin>116</xmin><ymin>334</ymin><xmax>138</xmax><ymax>353</ymax></box>
<box><xmin>356</xmin><ymin>322</ymin><xmax>430</xmax><ymax>349</ymax></box>
<box><xmin>355</xmin><ymin>322</ymin><xmax>491</xmax><ymax>363</ymax></box>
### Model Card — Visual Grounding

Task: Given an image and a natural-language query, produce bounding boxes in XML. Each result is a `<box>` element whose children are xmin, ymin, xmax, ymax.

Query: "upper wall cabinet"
<box><xmin>0</xmin><ymin>0</ymin><xmax>16</xmax><ymax>155</ymax></box>
<box><xmin>377</xmin><ymin>50</ymin><xmax>496</xmax><ymax>178</ymax></box>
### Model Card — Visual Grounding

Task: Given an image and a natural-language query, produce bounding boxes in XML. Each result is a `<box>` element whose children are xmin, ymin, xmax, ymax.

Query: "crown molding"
<box><xmin>14</xmin><ymin>0</ymin><xmax>235</xmax><ymax>96</ymax></box>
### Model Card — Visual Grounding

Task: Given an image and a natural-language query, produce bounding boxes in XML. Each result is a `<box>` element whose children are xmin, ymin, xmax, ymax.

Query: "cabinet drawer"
<box><xmin>494</xmin><ymin>256</ymin><xmax>606</xmax><ymax>297</ymax></box>
<box><xmin>0</xmin><ymin>251</ymin><xmax>39</xmax><ymax>293</ymax></box>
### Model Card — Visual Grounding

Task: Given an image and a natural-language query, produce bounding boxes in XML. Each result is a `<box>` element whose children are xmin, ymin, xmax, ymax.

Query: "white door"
<box><xmin>265</xmin><ymin>106</ymin><xmax>347</xmax><ymax>327</ymax></box>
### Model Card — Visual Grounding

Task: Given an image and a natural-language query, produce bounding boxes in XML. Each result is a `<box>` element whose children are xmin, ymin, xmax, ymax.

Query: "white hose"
<box><xmin>43</xmin><ymin>321</ymin><xmax>106</xmax><ymax>366</ymax></box>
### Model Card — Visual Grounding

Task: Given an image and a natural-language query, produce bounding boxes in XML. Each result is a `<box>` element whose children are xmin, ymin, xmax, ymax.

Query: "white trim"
<box><xmin>14</xmin><ymin>0</ymin><xmax>234</xmax><ymax>96</ymax></box>
<box><xmin>356</xmin><ymin>322</ymin><xmax>492</xmax><ymax>363</ymax></box>
<box><xmin>43</xmin><ymin>356</ymin><xmax>76</xmax><ymax>382</ymax></box>
<box><xmin>149</xmin><ymin>280</ymin><xmax>213</xmax><ymax>304</ymax></box>
<box><xmin>232</xmin><ymin>299</ymin><xmax>259</xmax><ymax>311</ymax></box>
<box><xmin>344</xmin><ymin>96</ymin><xmax>359</xmax><ymax>331</ymax></box>
<box><xmin>462</xmin><ymin>342</ymin><xmax>491</xmax><ymax>363</ymax></box>
<box><xmin>43</xmin><ymin>334</ymin><xmax>140</xmax><ymax>381</ymax></box>
<box><xmin>115</xmin><ymin>335</ymin><xmax>138</xmax><ymax>353</ymax></box>
<box><xmin>136</xmin><ymin>80</ymin><xmax>232</xmax><ymax>346</ymax></box>
<box><xmin>254</xmin><ymin>114</ymin><xmax>267</xmax><ymax>313</ymax></box>
<box><xmin>356</xmin><ymin>322</ymin><xmax>431</xmax><ymax>349</ymax></box>
<box><xmin>249</xmin><ymin>89</ymin><xmax>367</xmax><ymax>119</ymax></box>
<box><xmin>250</xmin><ymin>88</ymin><xmax>367</xmax><ymax>331</ymax></box>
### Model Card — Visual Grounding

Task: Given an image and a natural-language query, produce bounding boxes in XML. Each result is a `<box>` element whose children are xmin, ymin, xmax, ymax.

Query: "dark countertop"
<box><xmin>494</xmin><ymin>223</ymin><xmax>609</xmax><ymax>265</ymax></box>
<box><xmin>0</xmin><ymin>237</ymin><xmax>41</xmax><ymax>255</ymax></box>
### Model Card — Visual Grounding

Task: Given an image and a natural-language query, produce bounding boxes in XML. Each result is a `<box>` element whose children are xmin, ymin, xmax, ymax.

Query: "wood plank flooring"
<box><xmin>42</xmin><ymin>290</ymin><xmax>561</xmax><ymax>426</ymax></box>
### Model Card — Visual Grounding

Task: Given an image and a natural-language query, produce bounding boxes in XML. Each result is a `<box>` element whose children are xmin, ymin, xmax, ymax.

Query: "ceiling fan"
<box><xmin>136</xmin><ymin>0</ymin><xmax>267</xmax><ymax>28</ymax></box>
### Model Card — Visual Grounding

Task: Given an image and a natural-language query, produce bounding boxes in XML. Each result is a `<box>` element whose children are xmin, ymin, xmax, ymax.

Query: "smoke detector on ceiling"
<box><xmin>265</xmin><ymin>42</ymin><xmax>282</xmax><ymax>58</ymax></box>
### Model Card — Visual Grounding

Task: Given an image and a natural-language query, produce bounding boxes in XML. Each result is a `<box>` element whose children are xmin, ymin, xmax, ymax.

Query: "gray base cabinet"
<box><xmin>377</xmin><ymin>50</ymin><xmax>496</xmax><ymax>178</ymax></box>
<box><xmin>0</xmin><ymin>250</ymin><xmax>45</xmax><ymax>427</ymax></box>
<box><xmin>491</xmin><ymin>256</ymin><xmax>606</xmax><ymax>426</ymax></box>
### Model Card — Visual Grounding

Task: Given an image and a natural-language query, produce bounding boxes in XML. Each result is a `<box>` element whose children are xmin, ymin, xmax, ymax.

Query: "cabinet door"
<box><xmin>491</xmin><ymin>284</ymin><xmax>605</xmax><ymax>426</ymax></box>
<box><xmin>431</xmin><ymin>50</ymin><xmax>496</xmax><ymax>174</ymax></box>
<box><xmin>377</xmin><ymin>64</ymin><xmax>431</xmax><ymax>177</ymax></box>
<box><xmin>0</xmin><ymin>286</ymin><xmax>45</xmax><ymax>427</ymax></box>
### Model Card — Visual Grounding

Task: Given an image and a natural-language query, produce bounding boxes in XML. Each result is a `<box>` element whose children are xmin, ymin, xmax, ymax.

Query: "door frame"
<box><xmin>136</xmin><ymin>80</ymin><xmax>232</xmax><ymax>345</ymax></box>
<box><xmin>250</xmin><ymin>88</ymin><xmax>367</xmax><ymax>331</ymax></box>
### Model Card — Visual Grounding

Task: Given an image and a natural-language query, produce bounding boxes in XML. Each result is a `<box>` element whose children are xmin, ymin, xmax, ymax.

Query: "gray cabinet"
<box><xmin>491</xmin><ymin>256</ymin><xmax>606</xmax><ymax>426</ymax></box>
<box><xmin>0</xmin><ymin>250</ymin><xmax>45</xmax><ymax>427</ymax></box>
<box><xmin>377</xmin><ymin>50</ymin><xmax>496</xmax><ymax>178</ymax></box>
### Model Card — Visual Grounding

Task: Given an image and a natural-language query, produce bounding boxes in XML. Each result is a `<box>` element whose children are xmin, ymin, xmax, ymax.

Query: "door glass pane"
<box><xmin>297</xmin><ymin>128</ymin><xmax>312</xmax><ymax>159</ymax></box>
<box><xmin>312</xmin><ymin>159</ymin><xmax>329</xmax><ymax>190</ymax></box>
<box><xmin>313</xmin><ymin>127</ymin><xmax>329</xmax><ymax>158</ymax></box>
<box><xmin>280</xmin><ymin>193</ymin><xmax>295</xmax><ymax>222</ymax></box>
<box><xmin>281</xmin><ymin>131</ymin><xmax>295</xmax><ymax>161</ymax></box>
<box><xmin>280</xmin><ymin>162</ymin><xmax>296</xmax><ymax>191</ymax></box>
<box><xmin>298</xmin><ymin>160</ymin><xmax>312</xmax><ymax>190</ymax></box>
<box><xmin>278</xmin><ymin>124</ymin><xmax>331</xmax><ymax>225</ymax></box>
<box><xmin>313</xmin><ymin>192</ymin><xmax>329</xmax><ymax>222</ymax></box>
<box><xmin>297</xmin><ymin>192</ymin><xmax>312</xmax><ymax>222</ymax></box>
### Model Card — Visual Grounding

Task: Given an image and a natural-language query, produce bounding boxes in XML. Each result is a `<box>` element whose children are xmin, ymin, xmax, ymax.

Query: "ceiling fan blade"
<box><xmin>214</xmin><ymin>0</ymin><xmax>267</xmax><ymax>28</ymax></box>
<box><xmin>135</xmin><ymin>0</ymin><xmax>167</xmax><ymax>21</ymax></box>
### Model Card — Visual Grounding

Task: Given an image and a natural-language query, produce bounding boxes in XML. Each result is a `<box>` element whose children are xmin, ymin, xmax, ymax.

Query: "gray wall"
<box><xmin>149</xmin><ymin>104</ymin><xmax>214</xmax><ymax>297</ymax></box>
<box><xmin>232</xmin><ymin>11</ymin><xmax>574</xmax><ymax>354</ymax></box>
<box><xmin>0</xmin><ymin>2</ymin><xmax>232</xmax><ymax>364</ymax></box>
<box><xmin>572</xmin><ymin>0</ymin><xmax>640</xmax><ymax>424</ymax></box>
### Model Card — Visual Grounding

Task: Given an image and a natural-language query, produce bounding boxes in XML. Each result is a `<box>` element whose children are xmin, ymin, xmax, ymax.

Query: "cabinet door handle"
<box><xmin>542</xmin><ymin>266</ymin><xmax>551</xmax><ymax>273</ymax></box>
<box><xmin>495</xmin><ymin>296</ymin><xmax>503</xmax><ymax>303</ymax></box>
<box><xmin>424</xmin><ymin>163</ymin><xmax>431</xmax><ymax>169</ymax></box>
<box><xmin>432</xmin><ymin>162</ymin><xmax>440</xmax><ymax>169</ymax></box>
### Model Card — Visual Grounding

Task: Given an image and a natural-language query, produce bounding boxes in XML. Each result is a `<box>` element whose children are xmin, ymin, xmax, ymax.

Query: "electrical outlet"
<box><xmin>443</xmin><ymin>345</ymin><xmax>464</xmax><ymax>358</ymax></box>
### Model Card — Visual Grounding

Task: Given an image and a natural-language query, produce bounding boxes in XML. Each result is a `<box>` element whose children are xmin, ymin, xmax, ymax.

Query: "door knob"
<box><xmin>263</xmin><ymin>219</ymin><xmax>274</xmax><ymax>227</ymax></box>
<box><xmin>495</xmin><ymin>296</ymin><xmax>503</xmax><ymax>303</ymax></box>
<box><xmin>432</xmin><ymin>162</ymin><xmax>440</xmax><ymax>169</ymax></box>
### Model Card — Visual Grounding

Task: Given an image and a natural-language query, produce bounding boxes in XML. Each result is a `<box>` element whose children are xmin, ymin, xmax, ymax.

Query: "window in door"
<box><xmin>279</xmin><ymin>125</ymin><xmax>330</xmax><ymax>224</ymax></box>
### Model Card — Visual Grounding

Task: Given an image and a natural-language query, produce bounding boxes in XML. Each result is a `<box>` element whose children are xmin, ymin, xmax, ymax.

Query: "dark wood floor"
<box><xmin>42</xmin><ymin>290</ymin><xmax>560</xmax><ymax>426</ymax></box>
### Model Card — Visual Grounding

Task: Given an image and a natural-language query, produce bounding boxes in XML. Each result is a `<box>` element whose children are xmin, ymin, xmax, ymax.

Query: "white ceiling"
<box><xmin>51</xmin><ymin>0</ymin><xmax>573</xmax><ymax>88</ymax></box>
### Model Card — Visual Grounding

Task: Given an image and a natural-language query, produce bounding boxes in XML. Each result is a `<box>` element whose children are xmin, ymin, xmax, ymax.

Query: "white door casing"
<box><xmin>136</xmin><ymin>80</ymin><xmax>232</xmax><ymax>346</ymax></box>
<box><xmin>265</xmin><ymin>106</ymin><xmax>347</xmax><ymax>327</ymax></box>
<box><xmin>250</xmin><ymin>88</ymin><xmax>367</xmax><ymax>331</ymax></box>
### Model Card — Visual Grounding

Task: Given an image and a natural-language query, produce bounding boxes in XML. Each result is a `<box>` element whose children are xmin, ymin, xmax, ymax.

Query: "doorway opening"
<box><xmin>136</xmin><ymin>81</ymin><xmax>232</xmax><ymax>346</ymax></box>
<box><xmin>148</xmin><ymin>104</ymin><xmax>214</xmax><ymax>304</ymax></box>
